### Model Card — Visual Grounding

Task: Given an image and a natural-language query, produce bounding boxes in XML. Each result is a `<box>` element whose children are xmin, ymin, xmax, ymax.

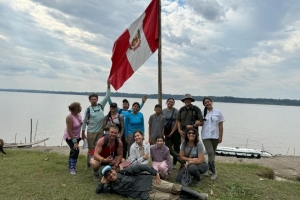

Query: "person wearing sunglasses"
<box><xmin>176</xmin><ymin>128</ymin><xmax>208</xmax><ymax>186</ymax></box>
<box><xmin>201</xmin><ymin>97</ymin><xmax>224</xmax><ymax>181</ymax></box>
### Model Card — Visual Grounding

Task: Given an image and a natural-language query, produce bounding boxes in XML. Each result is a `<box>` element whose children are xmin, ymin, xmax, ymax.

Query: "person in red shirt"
<box><xmin>90</xmin><ymin>125</ymin><xmax>124</xmax><ymax>181</ymax></box>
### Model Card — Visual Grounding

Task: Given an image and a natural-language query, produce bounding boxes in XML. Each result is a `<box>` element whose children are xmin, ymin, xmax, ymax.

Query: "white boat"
<box><xmin>216</xmin><ymin>146</ymin><xmax>273</xmax><ymax>158</ymax></box>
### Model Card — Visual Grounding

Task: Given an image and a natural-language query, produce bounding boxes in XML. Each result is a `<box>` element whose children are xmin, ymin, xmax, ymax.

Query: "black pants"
<box><xmin>121</xmin><ymin>134</ymin><xmax>127</xmax><ymax>159</ymax></box>
<box><xmin>165</xmin><ymin>131</ymin><xmax>181</xmax><ymax>165</ymax></box>
<box><xmin>66</xmin><ymin>138</ymin><xmax>81</xmax><ymax>159</ymax></box>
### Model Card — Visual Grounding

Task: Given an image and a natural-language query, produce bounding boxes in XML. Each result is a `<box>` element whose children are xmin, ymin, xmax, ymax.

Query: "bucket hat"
<box><xmin>181</xmin><ymin>94</ymin><xmax>195</xmax><ymax>102</ymax></box>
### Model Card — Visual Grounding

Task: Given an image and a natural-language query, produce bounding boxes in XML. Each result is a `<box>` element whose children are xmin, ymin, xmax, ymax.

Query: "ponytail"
<box><xmin>203</xmin><ymin>107</ymin><xmax>207</xmax><ymax>121</ymax></box>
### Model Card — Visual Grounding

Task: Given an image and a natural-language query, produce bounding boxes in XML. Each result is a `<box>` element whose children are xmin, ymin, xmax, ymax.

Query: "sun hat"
<box><xmin>181</xmin><ymin>94</ymin><xmax>195</xmax><ymax>102</ymax></box>
<box><xmin>101</xmin><ymin>165</ymin><xmax>112</xmax><ymax>176</ymax></box>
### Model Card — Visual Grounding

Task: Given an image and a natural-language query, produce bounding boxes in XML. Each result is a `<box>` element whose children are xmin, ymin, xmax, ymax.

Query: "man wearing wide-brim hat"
<box><xmin>177</xmin><ymin>94</ymin><xmax>203</xmax><ymax>138</ymax></box>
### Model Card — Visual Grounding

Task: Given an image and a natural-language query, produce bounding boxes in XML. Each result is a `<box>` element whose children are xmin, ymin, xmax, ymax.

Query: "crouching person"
<box><xmin>150</xmin><ymin>136</ymin><xmax>172</xmax><ymax>180</ymax></box>
<box><xmin>95</xmin><ymin>164</ymin><xmax>208</xmax><ymax>200</ymax></box>
<box><xmin>90</xmin><ymin>125</ymin><xmax>124</xmax><ymax>181</ymax></box>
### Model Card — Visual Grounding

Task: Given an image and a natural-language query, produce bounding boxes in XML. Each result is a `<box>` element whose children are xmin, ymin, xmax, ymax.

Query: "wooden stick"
<box><xmin>34</xmin><ymin>119</ymin><xmax>39</xmax><ymax>141</ymax></box>
<box><xmin>30</xmin><ymin>119</ymin><xmax>32</xmax><ymax>143</ymax></box>
<box><xmin>157</xmin><ymin>0</ymin><xmax>162</xmax><ymax>106</ymax></box>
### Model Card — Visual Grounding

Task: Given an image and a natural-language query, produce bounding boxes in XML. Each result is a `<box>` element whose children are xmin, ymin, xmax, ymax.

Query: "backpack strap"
<box><xmin>103</xmin><ymin>134</ymin><xmax>109</xmax><ymax>148</ymax></box>
<box><xmin>98</xmin><ymin>103</ymin><xmax>103</xmax><ymax>110</ymax></box>
<box><xmin>118</xmin><ymin>109</ymin><xmax>123</xmax><ymax>114</ymax></box>
<box><xmin>86</xmin><ymin>107</ymin><xmax>91</xmax><ymax>125</ymax></box>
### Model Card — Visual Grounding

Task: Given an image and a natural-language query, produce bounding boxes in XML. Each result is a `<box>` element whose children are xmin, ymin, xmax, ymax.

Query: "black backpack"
<box><xmin>86</xmin><ymin>103</ymin><xmax>103</xmax><ymax>125</ymax></box>
<box><xmin>106</xmin><ymin>114</ymin><xmax>122</xmax><ymax>133</ymax></box>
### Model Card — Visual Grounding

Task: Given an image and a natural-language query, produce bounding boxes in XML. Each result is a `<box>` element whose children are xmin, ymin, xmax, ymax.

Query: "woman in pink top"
<box><xmin>63</xmin><ymin>102</ymin><xmax>85</xmax><ymax>175</ymax></box>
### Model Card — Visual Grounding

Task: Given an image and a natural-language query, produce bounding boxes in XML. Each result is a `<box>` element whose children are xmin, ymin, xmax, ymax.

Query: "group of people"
<box><xmin>63</xmin><ymin>81</ymin><xmax>224</xmax><ymax>199</ymax></box>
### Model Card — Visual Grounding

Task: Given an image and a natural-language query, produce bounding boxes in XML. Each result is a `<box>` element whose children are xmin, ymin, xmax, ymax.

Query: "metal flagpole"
<box><xmin>158</xmin><ymin>0</ymin><xmax>162</xmax><ymax>106</ymax></box>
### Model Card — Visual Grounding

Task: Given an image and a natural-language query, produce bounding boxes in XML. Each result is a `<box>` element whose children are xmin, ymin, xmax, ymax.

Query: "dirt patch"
<box><xmin>20</xmin><ymin>146</ymin><xmax>300</xmax><ymax>180</ymax></box>
<box><xmin>215</xmin><ymin>155</ymin><xmax>300</xmax><ymax>180</ymax></box>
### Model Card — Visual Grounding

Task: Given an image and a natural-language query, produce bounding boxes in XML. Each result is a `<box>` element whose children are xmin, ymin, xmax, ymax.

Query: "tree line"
<box><xmin>1</xmin><ymin>88</ymin><xmax>300</xmax><ymax>106</ymax></box>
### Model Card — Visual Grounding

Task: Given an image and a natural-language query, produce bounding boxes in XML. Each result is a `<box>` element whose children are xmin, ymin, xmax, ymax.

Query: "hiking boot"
<box><xmin>211</xmin><ymin>170</ymin><xmax>217</xmax><ymax>181</ymax></box>
<box><xmin>181</xmin><ymin>186</ymin><xmax>208</xmax><ymax>200</ymax></box>
<box><xmin>195</xmin><ymin>178</ymin><xmax>202</xmax><ymax>187</ymax></box>
<box><xmin>70</xmin><ymin>168</ymin><xmax>76</xmax><ymax>175</ymax></box>
<box><xmin>93</xmin><ymin>171</ymin><xmax>100</xmax><ymax>182</ymax></box>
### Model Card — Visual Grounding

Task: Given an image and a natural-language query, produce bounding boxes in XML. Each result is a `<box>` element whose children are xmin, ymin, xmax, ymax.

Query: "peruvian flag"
<box><xmin>109</xmin><ymin>0</ymin><xmax>159</xmax><ymax>90</ymax></box>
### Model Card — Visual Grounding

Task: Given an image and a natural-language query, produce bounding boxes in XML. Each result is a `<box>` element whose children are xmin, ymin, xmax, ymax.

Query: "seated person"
<box><xmin>96</xmin><ymin>164</ymin><xmax>208</xmax><ymax>200</ymax></box>
<box><xmin>90</xmin><ymin>125</ymin><xmax>124</xmax><ymax>181</ymax></box>
<box><xmin>176</xmin><ymin>128</ymin><xmax>208</xmax><ymax>186</ymax></box>
<box><xmin>150</xmin><ymin>136</ymin><xmax>172</xmax><ymax>180</ymax></box>
<box><xmin>127</xmin><ymin>130</ymin><xmax>150</xmax><ymax>166</ymax></box>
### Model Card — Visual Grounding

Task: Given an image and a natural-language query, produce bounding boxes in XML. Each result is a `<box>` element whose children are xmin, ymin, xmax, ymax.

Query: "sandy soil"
<box><xmin>21</xmin><ymin>146</ymin><xmax>300</xmax><ymax>180</ymax></box>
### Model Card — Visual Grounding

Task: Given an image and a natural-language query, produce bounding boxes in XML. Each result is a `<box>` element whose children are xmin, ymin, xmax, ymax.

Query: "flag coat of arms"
<box><xmin>109</xmin><ymin>0</ymin><xmax>159</xmax><ymax>90</ymax></box>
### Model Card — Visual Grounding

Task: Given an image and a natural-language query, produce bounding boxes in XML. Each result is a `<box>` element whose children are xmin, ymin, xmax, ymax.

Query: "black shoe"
<box><xmin>180</xmin><ymin>186</ymin><xmax>208</xmax><ymax>200</ymax></box>
<box><xmin>195</xmin><ymin>178</ymin><xmax>202</xmax><ymax>186</ymax></box>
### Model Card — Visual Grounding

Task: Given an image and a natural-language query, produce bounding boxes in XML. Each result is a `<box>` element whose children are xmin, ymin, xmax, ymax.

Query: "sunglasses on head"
<box><xmin>187</xmin><ymin>131</ymin><xmax>196</xmax><ymax>135</ymax></box>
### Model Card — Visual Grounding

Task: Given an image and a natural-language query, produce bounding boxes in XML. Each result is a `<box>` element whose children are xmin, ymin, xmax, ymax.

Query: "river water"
<box><xmin>0</xmin><ymin>91</ymin><xmax>299</xmax><ymax>155</ymax></box>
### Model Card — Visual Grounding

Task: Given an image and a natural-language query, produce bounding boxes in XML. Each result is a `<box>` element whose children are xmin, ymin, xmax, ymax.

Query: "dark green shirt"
<box><xmin>96</xmin><ymin>164</ymin><xmax>157</xmax><ymax>199</ymax></box>
<box><xmin>176</xmin><ymin>105</ymin><xmax>203</xmax><ymax>133</ymax></box>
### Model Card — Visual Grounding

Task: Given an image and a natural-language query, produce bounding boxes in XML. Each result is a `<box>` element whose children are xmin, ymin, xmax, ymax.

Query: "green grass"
<box><xmin>0</xmin><ymin>149</ymin><xmax>299</xmax><ymax>200</ymax></box>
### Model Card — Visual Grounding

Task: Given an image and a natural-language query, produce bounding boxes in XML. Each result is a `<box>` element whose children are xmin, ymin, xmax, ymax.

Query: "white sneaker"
<box><xmin>203</xmin><ymin>169</ymin><xmax>210</xmax><ymax>176</ymax></box>
<box><xmin>70</xmin><ymin>168</ymin><xmax>76</xmax><ymax>175</ymax></box>
<box><xmin>211</xmin><ymin>170</ymin><xmax>217</xmax><ymax>180</ymax></box>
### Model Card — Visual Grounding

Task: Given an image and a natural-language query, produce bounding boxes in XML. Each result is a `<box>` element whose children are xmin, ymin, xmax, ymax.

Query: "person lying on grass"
<box><xmin>95</xmin><ymin>164</ymin><xmax>208</xmax><ymax>200</ymax></box>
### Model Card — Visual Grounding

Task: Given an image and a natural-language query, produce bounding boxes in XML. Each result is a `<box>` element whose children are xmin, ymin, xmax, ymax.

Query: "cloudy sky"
<box><xmin>0</xmin><ymin>0</ymin><xmax>300</xmax><ymax>99</ymax></box>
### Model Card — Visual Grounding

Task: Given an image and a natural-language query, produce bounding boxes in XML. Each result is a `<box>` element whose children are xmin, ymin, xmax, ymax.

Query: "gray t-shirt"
<box><xmin>162</xmin><ymin>108</ymin><xmax>178</xmax><ymax>128</ymax></box>
<box><xmin>148</xmin><ymin>114</ymin><xmax>166</xmax><ymax>140</ymax></box>
<box><xmin>180</xmin><ymin>142</ymin><xmax>205</xmax><ymax>158</ymax></box>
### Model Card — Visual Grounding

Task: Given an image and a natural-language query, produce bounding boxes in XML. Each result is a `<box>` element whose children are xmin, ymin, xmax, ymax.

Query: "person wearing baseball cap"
<box><xmin>96</xmin><ymin>164</ymin><xmax>208</xmax><ymax>200</ymax></box>
<box><xmin>107</xmin><ymin>96</ymin><xmax>147</xmax><ymax>159</ymax></box>
<box><xmin>103</xmin><ymin>102</ymin><xmax>124</xmax><ymax>138</ymax></box>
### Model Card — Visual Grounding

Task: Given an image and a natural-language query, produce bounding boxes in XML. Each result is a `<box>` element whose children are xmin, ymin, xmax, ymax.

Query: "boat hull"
<box><xmin>216</xmin><ymin>146</ymin><xmax>273</xmax><ymax>158</ymax></box>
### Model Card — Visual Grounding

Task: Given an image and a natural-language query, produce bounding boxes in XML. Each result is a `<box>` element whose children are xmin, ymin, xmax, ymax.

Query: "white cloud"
<box><xmin>0</xmin><ymin>0</ymin><xmax>300</xmax><ymax>99</ymax></box>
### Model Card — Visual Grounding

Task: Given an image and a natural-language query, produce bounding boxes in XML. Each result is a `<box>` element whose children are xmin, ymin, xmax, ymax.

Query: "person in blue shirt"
<box><xmin>108</xmin><ymin>96</ymin><xmax>147</xmax><ymax>117</ymax></box>
<box><xmin>125</xmin><ymin>102</ymin><xmax>145</xmax><ymax>156</ymax></box>
<box><xmin>108</xmin><ymin>96</ymin><xmax>147</xmax><ymax>158</ymax></box>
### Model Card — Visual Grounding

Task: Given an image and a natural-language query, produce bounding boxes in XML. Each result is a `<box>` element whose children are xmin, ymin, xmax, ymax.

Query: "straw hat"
<box><xmin>181</xmin><ymin>94</ymin><xmax>195</xmax><ymax>102</ymax></box>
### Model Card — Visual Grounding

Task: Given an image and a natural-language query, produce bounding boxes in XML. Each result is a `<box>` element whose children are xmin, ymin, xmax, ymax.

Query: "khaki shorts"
<box><xmin>148</xmin><ymin>179</ymin><xmax>181</xmax><ymax>200</ymax></box>
<box><xmin>87</xmin><ymin>132</ymin><xmax>103</xmax><ymax>153</ymax></box>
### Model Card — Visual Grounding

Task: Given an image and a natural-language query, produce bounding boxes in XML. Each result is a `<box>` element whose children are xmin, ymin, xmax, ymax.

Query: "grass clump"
<box><xmin>1</xmin><ymin>149</ymin><xmax>300</xmax><ymax>200</ymax></box>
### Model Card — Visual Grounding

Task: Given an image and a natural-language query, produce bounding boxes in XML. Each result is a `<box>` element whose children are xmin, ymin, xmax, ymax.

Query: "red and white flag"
<box><xmin>109</xmin><ymin>0</ymin><xmax>159</xmax><ymax>90</ymax></box>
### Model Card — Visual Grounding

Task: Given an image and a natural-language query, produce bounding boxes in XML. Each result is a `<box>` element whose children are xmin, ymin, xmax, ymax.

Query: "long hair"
<box><xmin>133</xmin><ymin>130</ymin><xmax>144</xmax><ymax>140</ymax></box>
<box><xmin>184</xmin><ymin>127</ymin><xmax>199</xmax><ymax>147</ymax></box>
<box><xmin>202</xmin><ymin>97</ymin><xmax>213</xmax><ymax>121</ymax></box>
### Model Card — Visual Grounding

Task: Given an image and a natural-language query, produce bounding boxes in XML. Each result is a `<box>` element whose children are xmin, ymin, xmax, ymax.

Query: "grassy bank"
<box><xmin>0</xmin><ymin>149</ymin><xmax>299</xmax><ymax>200</ymax></box>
